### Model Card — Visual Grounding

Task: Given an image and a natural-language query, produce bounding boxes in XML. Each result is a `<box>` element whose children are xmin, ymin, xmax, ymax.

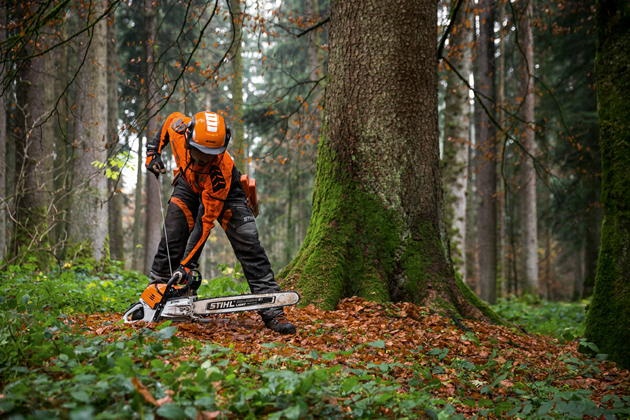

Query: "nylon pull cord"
<box><xmin>156</xmin><ymin>176</ymin><xmax>173</xmax><ymax>277</ymax></box>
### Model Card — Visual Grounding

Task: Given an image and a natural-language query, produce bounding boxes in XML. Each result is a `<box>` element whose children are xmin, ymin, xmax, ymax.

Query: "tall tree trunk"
<box><xmin>107</xmin><ymin>14</ymin><xmax>124</xmax><ymax>262</ymax></box>
<box><xmin>518</xmin><ymin>0</ymin><xmax>539</xmax><ymax>296</ymax></box>
<box><xmin>0</xmin><ymin>5</ymin><xmax>6</xmax><ymax>262</ymax></box>
<box><xmin>465</xmin><ymin>141</ymin><xmax>477</xmax><ymax>287</ymax></box>
<box><xmin>475</xmin><ymin>0</ymin><xmax>497</xmax><ymax>303</ymax></box>
<box><xmin>52</xmin><ymin>20</ymin><xmax>70</xmax><ymax>258</ymax></box>
<box><xmin>133</xmin><ymin>136</ymin><xmax>144</xmax><ymax>270</ymax></box>
<box><xmin>143</xmin><ymin>0</ymin><xmax>161</xmax><ymax>274</ymax></box>
<box><xmin>497</xmin><ymin>0</ymin><xmax>507</xmax><ymax>297</ymax></box>
<box><xmin>229</xmin><ymin>0</ymin><xmax>245</xmax><ymax>173</ymax></box>
<box><xmin>278</xmin><ymin>0</ymin><xmax>500</xmax><ymax>323</ymax></box>
<box><xmin>584</xmin><ymin>0</ymin><xmax>630</xmax><ymax>369</ymax></box>
<box><xmin>442</xmin><ymin>0</ymin><xmax>472</xmax><ymax>280</ymax></box>
<box><xmin>68</xmin><ymin>1</ymin><xmax>109</xmax><ymax>262</ymax></box>
<box><xmin>12</xmin><ymin>42</ymin><xmax>52</xmax><ymax>268</ymax></box>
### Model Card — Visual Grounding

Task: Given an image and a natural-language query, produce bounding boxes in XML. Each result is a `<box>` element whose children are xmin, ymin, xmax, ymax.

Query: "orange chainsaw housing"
<box><xmin>141</xmin><ymin>283</ymin><xmax>186</xmax><ymax>309</ymax></box>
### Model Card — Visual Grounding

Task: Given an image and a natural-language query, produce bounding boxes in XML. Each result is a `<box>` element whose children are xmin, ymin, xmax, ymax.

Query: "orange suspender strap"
<box><xmin>170</xmin><ymin>197</ymin><xmax>195</xmax><ymax>232</ymax></box>
<box><xmin>179</xmin><ymin>190</ymin><xmax>225</xmax><ymax>267</ymax></box>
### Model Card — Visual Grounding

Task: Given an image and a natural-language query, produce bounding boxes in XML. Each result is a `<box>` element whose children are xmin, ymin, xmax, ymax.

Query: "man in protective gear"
<box><xmin>145</xmin><ymin>110</ymin><xmax>296</xmax><ymax>335</ymax></box>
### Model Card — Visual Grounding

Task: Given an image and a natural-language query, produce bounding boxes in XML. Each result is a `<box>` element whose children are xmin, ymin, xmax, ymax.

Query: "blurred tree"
<box><xmin>442</xmin><ymin>0</ymin><xmax>473</xmax><ymax>280</ymax></box>
<box><xmin>475</xmin><ymin>0</ymin><xmax>498</xmax><ymax>303</ymax></box>
<box><xmin>108</xmin><ymin>12</ymin><xmax>124</xmax><ymax>262</ymax></box>
<box><xmin>68</xmin><ymin>1</ymin><xmax>109</xmax><ymax>262</ymax></box>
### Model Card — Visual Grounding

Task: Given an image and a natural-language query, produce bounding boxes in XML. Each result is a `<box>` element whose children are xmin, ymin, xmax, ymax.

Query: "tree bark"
<box><xmin>278</xmin><ymin>0</ymin><xmax>499</xmax><ymax>322</ymax></box>
<box><xmin>229</xmin><ymin>0</ymin><xmax>245</xmax><ymax>173</ymax></box>
<box><xmin>582</xmin><ymin>188</ymin><xmax>602</xmax><ymax>297</ymax></box>
<box><xmin>518</xmin><ymin>0</ymin><xmax>539</xmax><ymax>296</ymax></box>
<box><xmin>0</xmin><ymin>5</ymin><xmax>6</xmax><ymax>262</ymax></box>
<box><xmin>584</xmin><ymin>0</ymin><xmax>630</xmax><ymax>369</ymax></box>
<box><xmin>143</xmin><ymin>0</ymin><xmax>161</xmax><ymax>274</ymax></box>
<box><xmin>442</xmin><ymin>0</ymin><xmax>472</xmax><ymax>280</ymax></box>
<box><xmin>68</xmin><ymin>1</ymin><xmax>109</xmax><ymax>262</ymax></box>
<box><xmin>107</xmin><ymin>13</ymin><xmax>124</xmax><ymax>262</ymax></box>
<box><xmin>475</xmin><ymin>0</ymin><xmax>497</xmax><ymax>304</ymax></box>
<box><xmin>133</xmin><ymin>136</ymin><xmax>144</xmax><ymax>270</ymax></box>
<box><xmin>12</xmin><ymin>40</ymin><xmax>52</xmax><ymax>268</ymax></box>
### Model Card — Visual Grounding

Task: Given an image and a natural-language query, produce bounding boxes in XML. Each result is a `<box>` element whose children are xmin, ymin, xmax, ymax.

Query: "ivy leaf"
<box><xmin>156</xmin><ymin>404</ymin><xmax>186</xmax><ymax>419</ymax></box>
<box><xmin>157</xmin><ymin>326</ymin><xmax>177</xmax><ymax>341</ymax></box>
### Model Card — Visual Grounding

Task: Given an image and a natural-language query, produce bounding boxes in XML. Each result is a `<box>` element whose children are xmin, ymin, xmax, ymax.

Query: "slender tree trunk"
<box><xmin>584</xmin><ymin>0</ymin><xmax>630</xmax><ymax>369</ymax></box>
<box><xmin>133</xmin><ymin>136</ymin><xmax>144</xmax><ymax>270</ymax></box>
<box><xmin>278</xmin><ymin>0</ymin><xmax>500</xmax><ymax>323</ymax></box>
<box><xmin>442</xmin><ymin>0</ymin><xmax>472</xmax><ymax>280</ymax></box>
<box><xmin>573</xmin><ymin>243</ymin><xmax>585</xmax><ymax>301</ymax></box>
<box><xmin>229</xmin><ymin>0</ymin><xmax>245</xmax><ymax>173</ymax></box>
<box><xmin>107</xmin><ymin>14</ymin><xmax>124</xmax><ymax>262</ymax></box>
<box><xmin>143</xmin><ymin>0</ymin><xmax>161</xmax><ymax>274</ymax></box>
<box><xmin>518</xmin><ymin>0</ymin><xmax>538</xmax><ymax>296</ymax></box>
<box><xmin>68</xmin><ymin>1</ymin><xmax>109</xmax><ymax>262</ymax></box>
<box><xmin>52</xmin><ymin>21</ymin><xmax>70</xmax><ymax>257</ymax></box>
<box><xmin>465</xmin><ymin>141</ymin><xmax>477</xmax><ymax>287</ymax></box>
<box><xmin>497</xmin><ymin>0</ymin><xmax>507</xmax><ymax>297</ymax></box>
<box><xmin>0</xmin><ymin>6</ymin><xmax>6</xmax><ymax>262</ymax></box>
<box><xmin>475</xmin><ymin>0</ymin><xmax>497</xmax><ymax>304</ymax></box>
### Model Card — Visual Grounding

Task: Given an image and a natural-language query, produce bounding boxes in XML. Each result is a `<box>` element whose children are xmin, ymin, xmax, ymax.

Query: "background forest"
<box><xmin>1</xmin><ymin>0</ymin><xmax>630</xmax><ymax>419</ymax></box>
<box><xmin>0</xmin><ymin>0</ymin><xmax>602</xmax><ymax>302</ymax></box>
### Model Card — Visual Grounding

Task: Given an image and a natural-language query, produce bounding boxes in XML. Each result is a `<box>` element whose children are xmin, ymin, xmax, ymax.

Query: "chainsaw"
<box><xmin>122</xmin><ymin>270</ymin><xmax>300</xmax><ymax>323</ymax></box>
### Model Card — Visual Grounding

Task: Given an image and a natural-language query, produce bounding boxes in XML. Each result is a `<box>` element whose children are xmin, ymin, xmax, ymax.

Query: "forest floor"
<box><xmin>1</xmin><ymin>267</ymin><xmax>629</xmax><ymax>419</ymax></box>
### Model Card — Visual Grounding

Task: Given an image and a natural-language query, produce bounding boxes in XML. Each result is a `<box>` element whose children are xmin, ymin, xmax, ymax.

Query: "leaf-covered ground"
<box><xmin>1</xmin><ymin>267</ymin><xmax>629</xmax><ymax>419</ymax></box>
<box><xmin>65</xmin><ymin>297</ymin><xmax>630</xmax><ymax>419</ymax></box>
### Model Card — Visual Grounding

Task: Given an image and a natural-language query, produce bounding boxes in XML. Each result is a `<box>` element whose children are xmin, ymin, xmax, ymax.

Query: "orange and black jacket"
<box><xmin>147</xmin><ymin>112</ymin><xmax>236</xmax><ymax>267</ymax></box>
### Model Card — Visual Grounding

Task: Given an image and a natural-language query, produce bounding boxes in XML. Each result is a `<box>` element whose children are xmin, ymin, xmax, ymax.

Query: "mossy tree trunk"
<box><xmin>278</xmin><ymin>0</ymin><xmax>498</xmax><ymax>322</ymax></box>
<box><xmin>584</xmin><ymin>0</ymin><xmax>630</xmax><ymax>370</ymax></box>
<box><xmin>442</xmin><ymin>0</ymin><xmax>473</xmax><ymax>281</ymax></box>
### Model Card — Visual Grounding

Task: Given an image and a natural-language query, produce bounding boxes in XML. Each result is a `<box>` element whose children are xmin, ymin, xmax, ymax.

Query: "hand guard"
<box><xmin>145</xmin><ymin>148</ymin><xmax>166</xmax><ymax>178</ymax></box>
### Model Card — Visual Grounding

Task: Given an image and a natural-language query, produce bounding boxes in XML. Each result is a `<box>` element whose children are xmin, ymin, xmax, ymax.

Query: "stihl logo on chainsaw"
<box><xmin>207</xmin><ymin>296</ymin><xmax>275</xmax><ymax>311</ymax></box>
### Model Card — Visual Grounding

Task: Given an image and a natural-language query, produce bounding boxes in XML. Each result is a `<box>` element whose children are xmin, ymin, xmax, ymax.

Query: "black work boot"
<box><xmin>264</xmin><ymin>311</ymin><xmax>297</xmax><ymax>335</ymax></box>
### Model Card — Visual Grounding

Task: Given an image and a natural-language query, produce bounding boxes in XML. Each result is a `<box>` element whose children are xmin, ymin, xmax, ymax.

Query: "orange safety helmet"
<box><xmin>185</xmin><ymin>111</ymin><xmax>231</xmax><ymax>155</ymax></box>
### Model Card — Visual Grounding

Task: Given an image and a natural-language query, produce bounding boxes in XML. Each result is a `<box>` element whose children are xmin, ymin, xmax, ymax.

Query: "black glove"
<box><xmin>145</xmin><ymin>149</ymin><xmax>166</xmax><ymax>178</ymax></box>
<box><xmin>172</xmin><ymin>265</ymin><xmax>191</xmax><ymax>284</ymax></box>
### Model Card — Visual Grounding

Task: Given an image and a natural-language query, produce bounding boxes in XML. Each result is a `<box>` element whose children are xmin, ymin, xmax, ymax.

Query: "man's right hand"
<box><xmin>172</xmin><ymin>266</ymin><xmax>191</xmax><ymax>283</ymax></box>
<box><xmin>146</xmin><ymin>150</ymin><xmax>166</xmax><ymax>178</ymax></box>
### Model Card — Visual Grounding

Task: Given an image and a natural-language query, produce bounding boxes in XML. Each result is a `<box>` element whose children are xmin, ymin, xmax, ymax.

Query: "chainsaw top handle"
<box><xmin>163</xmin><ymin>269</ymin><xmax>202</xmax><ymax>298</ymax></box>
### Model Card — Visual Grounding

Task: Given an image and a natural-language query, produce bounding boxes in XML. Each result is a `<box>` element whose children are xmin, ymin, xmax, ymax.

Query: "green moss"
<box><xmin>583</xmin><ymin>0</ymin><xmax>630</xmax><ymax>370</ymax></box>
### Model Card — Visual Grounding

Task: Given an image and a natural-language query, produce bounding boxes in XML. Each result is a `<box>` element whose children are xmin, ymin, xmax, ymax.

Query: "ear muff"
<box><xmin>185</xmin><ymin>118</ymin><xmax>196</xmax><ymax>149</ymax></box>
<box><xmin>224</xmin><ymin>123</ymin><xmax>232</xmax><ymax>151</ymax></box>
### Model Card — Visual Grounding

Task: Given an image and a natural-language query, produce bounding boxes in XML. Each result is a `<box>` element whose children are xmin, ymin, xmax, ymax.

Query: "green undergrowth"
<box><xmin>491</xmin><ymin>297</ymin><xmax>588</xmax><ymax>340</ymax></box>
<box><xmin>1</xmin><ymin>267</ymin><xmax>629</xmax><ymax>419</ymax></box>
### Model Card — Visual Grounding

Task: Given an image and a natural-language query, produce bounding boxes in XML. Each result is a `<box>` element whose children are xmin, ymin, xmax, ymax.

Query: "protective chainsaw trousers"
<box><xmin>150</xmin><ymin>177</ymin><xmax>282</xmax><ymax>322</ymax></box>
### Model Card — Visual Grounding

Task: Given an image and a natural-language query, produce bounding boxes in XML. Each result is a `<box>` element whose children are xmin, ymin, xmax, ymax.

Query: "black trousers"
<box><xmin>150</xmin><ymin>177</ymin><xmax>282</xmax><ymax>321</ymax></box>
